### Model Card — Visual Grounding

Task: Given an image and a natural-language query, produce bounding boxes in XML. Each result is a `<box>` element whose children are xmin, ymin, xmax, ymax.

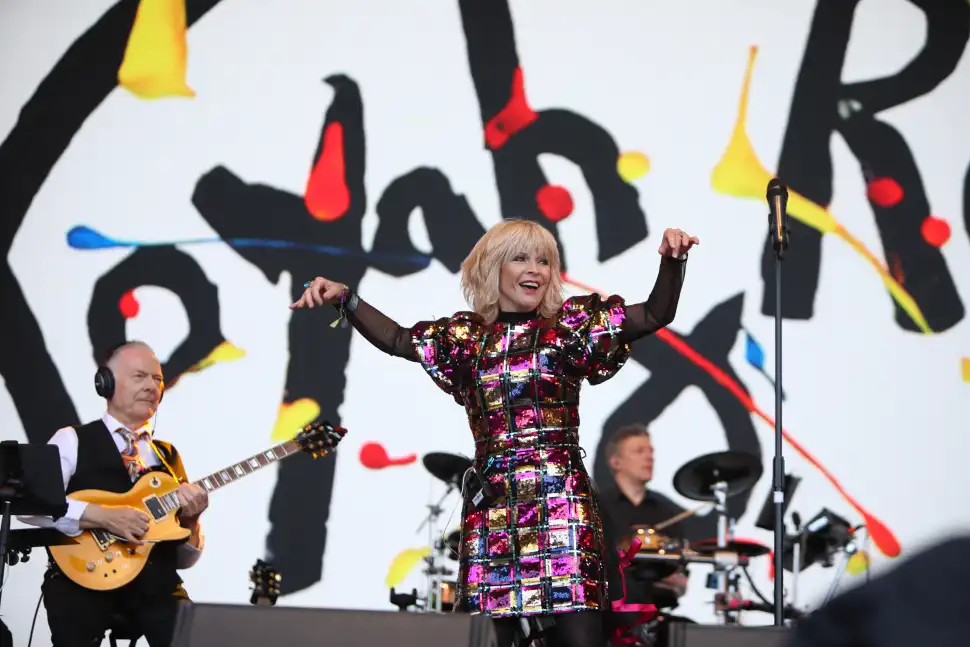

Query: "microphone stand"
<box><xmin>767</xmin><ymin>178</ymin><xmax>790</xmax><ymax>626</ymax></box>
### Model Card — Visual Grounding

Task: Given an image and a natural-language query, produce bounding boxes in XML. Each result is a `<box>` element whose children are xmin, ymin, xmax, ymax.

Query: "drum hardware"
<box><xmin>429</xmin><ymin>580</ymin><xmax>458</xmax><ymax>613</ymax></box>
<box><xmin>417</xmin><ymin>452</ymin><xmax>472</xmax><ymax>613</ymax></box>
<box><xmin>415</xmin><ymin>485</ymin><xmax>454</xmax><ymax>613</ymax></box>
<box><xmin>712</xmin><ymin>570</ymin><xmax>745</xmax><ymax>624</ymax></box>
<box><xmin>631</xmin><ymin>551</ymin><xmax>749</xmax><ymax>569</ymax></box>
<box><xmin>781</xmin><ymin>507</ymin><xmax>854</xmax><ymax>611</ymax></box>
<box><xmin>695</xmin><ymin>534</ymin><xmax>767</xmax><ymax>619</ymax></box>
<box><xmin>672</xmin><ymin>450</ymin><xmax>763</xmax><ymax>626</ymax></box>
<box><xmin>690</xmin><ymin>538</ymin><xmax>771</xmax><ymax>558</ymax></box>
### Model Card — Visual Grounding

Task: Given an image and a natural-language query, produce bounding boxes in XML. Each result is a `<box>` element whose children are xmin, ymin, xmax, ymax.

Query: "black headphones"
<box><xmin>94</xmin><ymin>342</ymin><xmax>163</xmax><ymax>403</ymax></box>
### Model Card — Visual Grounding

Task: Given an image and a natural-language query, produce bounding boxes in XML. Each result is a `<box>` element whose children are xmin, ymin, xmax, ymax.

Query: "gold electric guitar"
<box><xmin>49</xmin><ymin>421</ymin><xmax>346</xmax><ymax>591</ymax></box>
<box><xmin>249</xmin><ymin>558</ymin><xmax>281</xmax><ymax>606</ymax></box>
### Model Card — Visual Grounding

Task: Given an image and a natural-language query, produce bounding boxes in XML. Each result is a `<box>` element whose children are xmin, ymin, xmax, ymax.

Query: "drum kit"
<box><xmin>397</xmin><ymin>448</ymin><xmax>771</xmax><ymax>627</ymax></box>
<box><xmin>624</xmin><ymin>449</ymin><xmax>769</xmax><ymax>625</ymax></box>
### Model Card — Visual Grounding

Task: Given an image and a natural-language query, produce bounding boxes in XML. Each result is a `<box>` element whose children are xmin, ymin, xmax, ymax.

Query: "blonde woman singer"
<box><xmin>292</xmin><ymin>219</ymin><xmax>699</xmax><ymax>646</ymax></box>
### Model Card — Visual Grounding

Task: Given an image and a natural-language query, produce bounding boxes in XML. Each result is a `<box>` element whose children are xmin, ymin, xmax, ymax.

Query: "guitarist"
<box><xmin>18</xmin><ymin>341</ymin><xmax>209</xmax><ymax>647</ymax></box>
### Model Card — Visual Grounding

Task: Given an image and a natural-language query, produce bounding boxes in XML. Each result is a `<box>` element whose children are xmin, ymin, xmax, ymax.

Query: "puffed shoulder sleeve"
<box><xmin>558</xmin><ymin>294</ymin><xmax>631</xmax><ymax>385</ymax></box>
<box><xmin>410</xmin><ymin>313</ymin><xmax>479</xmax><ymax>401</ymax></box>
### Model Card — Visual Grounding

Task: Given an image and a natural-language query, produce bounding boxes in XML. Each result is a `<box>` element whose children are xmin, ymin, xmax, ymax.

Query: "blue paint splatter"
<box><xmin>742</xmin><ymin>328</ymin><xmax>785</xmax><ymax>400</ymax></box>
<box><xmin>66</xmin><ymin>225</ymin><xmax>430</xmax><ymax>268</ymax></box>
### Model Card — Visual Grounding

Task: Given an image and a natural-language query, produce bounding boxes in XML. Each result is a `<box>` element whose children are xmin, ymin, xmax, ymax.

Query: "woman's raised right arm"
<box><xmin>291</xmin><ymin>277</ymin><xmax>417</xmax><ymax>361</ymax></box>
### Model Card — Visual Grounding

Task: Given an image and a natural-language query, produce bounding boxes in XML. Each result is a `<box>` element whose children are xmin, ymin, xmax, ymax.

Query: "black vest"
<box><xmin>60</xmin><ymin>419</ymin><xmax>185</xmax><ymax>595</ymax></box>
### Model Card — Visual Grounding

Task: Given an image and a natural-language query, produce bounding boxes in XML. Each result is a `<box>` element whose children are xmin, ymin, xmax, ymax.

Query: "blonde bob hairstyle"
<box><xmin>460</xmin><ymin>219</ymin><xmax>566</xmax><ymax>323</ymax></box>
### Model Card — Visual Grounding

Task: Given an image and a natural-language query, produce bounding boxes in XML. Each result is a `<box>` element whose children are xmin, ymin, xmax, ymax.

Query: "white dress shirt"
<box><xmin>17</xmin><ymin>412</ymin><xmax>203</xmax><ymax>569</ymax></box>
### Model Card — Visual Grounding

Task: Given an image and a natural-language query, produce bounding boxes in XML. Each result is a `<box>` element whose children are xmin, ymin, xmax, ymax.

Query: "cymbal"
<box><xmin>423</xmin><ymin>452</ymin><xmax>472</xmax><ymax>488</ymax></box>
<box><xmin>690</xmin><ymin>538</ymin><xmax>770</xmax><ymax>558</ymax></box>
<box><xmin>672</xmin><ymin>451</ymin><xmax>762</xmax><ymax>502</ymax></box>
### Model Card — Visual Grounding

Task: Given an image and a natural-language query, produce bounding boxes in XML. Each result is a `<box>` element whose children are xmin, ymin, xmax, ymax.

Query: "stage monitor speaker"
<box><xmin>171</xmin><ymin>603</ymin><xmax>497</xmax><ymax>647</ymax></box>
<box><xmin>668</xmin><ymin>623</ymin><xmax>791</xmax><ymax>647</ymax></box>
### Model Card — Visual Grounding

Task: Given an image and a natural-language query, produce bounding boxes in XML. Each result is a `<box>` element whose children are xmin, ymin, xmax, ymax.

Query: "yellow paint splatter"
<box><xmin>711</xmin><ymin>46</ymin><xmax>931</xmax><ymax>334</ymax></box>
<box><xmin>187</xmin><ymin>341</ymin><xmax>246</xmax><ymax>374</ymax></box>
<box><xmin>271</xmin><ymin>399</ymin><xmax>321</xmax><ymax>442</ymax></box>
<box><xmin>846</xmin><ymin>550</ymin><xmax>870</xmax><ymax>575</ymax></box>
<box><xmin>617</xmin><ymin>152</ymin><xmax>650</xmax><ymax>182</ymax></box>
<box><xmin>386</xmin><ymin>547</ymin><xmax>431</xmax><ymax>589</ymax></box>
<box><xmin>118</xmin><ymin>0</ymin><xmax>195</xmax><ymax>99</ymax></box>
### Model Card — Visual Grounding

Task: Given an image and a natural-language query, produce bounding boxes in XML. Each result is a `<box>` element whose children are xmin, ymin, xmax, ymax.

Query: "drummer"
<box><xmin>599</xmin><ymin>424</ymin><xmax>690</xmax><ymax>609</ymax></box>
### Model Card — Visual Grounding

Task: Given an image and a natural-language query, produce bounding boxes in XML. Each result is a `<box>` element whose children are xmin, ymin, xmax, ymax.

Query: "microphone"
<box><xmin>767</xmin><ymin>178</ymin><xmax>790</xmax><ymax>258</ymax></box>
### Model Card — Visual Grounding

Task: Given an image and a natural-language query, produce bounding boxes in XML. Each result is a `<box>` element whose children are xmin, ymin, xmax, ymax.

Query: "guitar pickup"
<box><xmin>91</xmin><ymin>530</ymin><xmax>114</xmax><ymax>551</ymax></box>
<box><xmin>143</xmin><ymin>496</ymin><xmax>166</xmax><ymax>521</ymax></box>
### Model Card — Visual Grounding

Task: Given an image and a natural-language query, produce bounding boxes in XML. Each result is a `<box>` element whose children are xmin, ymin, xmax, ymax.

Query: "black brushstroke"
<box><xmin>839</xmin><ymin>115</ymin><xmax>964</xmax><ymax>330</ymax></box>
<box><xmin>0</xmin><ymin>0</ymin><xmax>225</xmax><ymax>442</ymax></box>
<box><xmin>373</xmin><ymin>168</ymin><xmax>485</xmax><ymax>275</ymax></box>
<box><xmin>87</xmin><ymin>246</ymin><xmax>229</xmax><ymax>387</ymax></box>
<box><xmin>192</xmin><ymin>76</ymin><xmax>485</xmax><ymax>593</ymax></box>
<box><xmin>593</xmin><ymin>294</ymin><xmax>760</xmax><ymax>541</ymax></box>
<box><xmin>458</xmin><ymin>0</ymin><xmax>648</xmax><ymax>266</ymax></box>
<box><xmin>764</xmin><ymin>0</ymin><xmax>969</xmax><ymax>332</ymax></box>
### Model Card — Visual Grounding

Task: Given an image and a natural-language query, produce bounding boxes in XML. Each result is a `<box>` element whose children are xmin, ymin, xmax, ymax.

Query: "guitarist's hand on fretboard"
<box><xmin>175</xmin><ymin>483</ymin><xmax>209</xmax><ymax>524</ymax></box>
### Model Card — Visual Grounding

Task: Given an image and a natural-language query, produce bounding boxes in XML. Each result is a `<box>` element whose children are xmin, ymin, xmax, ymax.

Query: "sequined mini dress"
<box><xmin>345</xmin><ymin>256</ymin><xmax>686</xmax><ymax>619</ymax></box>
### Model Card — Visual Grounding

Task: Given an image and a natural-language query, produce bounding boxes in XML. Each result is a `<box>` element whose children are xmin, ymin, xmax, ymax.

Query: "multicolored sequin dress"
<box><xmin>344</xmin><ymin>256</ymin><xmax>685</xmax><ymax>619</ymax></box>
<box><xmin>411</xmin><ymin>294</ymin><xmax>627</xmax><ymax>617</ymax></box>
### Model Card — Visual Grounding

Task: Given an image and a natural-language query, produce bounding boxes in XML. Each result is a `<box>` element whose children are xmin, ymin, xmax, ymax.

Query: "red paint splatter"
<box><xmin>866</xmin><ymin>178</ymin><xmax>903</xmax><ymax>208</ymax></box>
<box><xmin>304</xmin><ymin>122</ymin><xmax>350</xmax><ymax>222</ymax></box>
<box><xmin>561</xmin><ymin>273</ymin><xmax>902</xmax><ymax>559</ymax></box>
<box><xmin>921</xmin><ymin>216</ymin><xmax>950</xmax><ymax>248</ymax></box>
<box><xmin>536</xmin><ymin>185</ymin><xmax>574</xmax><ymax>222</ymax></box>
<box><xmin>118</xmin><ymin>290</ymin><xmax>139</xmax><ymax>319</ymax></box>
<box><xmin>484</xmin><ymin>67</ymin><xmax>538</xmax><ymax>150</ymax></box>
<box><xmin>359</xmin><ymin>442</ymin><xmax>416</xmax><ymax>470</ymax></box>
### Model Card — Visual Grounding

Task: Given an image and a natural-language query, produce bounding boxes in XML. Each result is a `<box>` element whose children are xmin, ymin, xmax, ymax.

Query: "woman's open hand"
<box><xmin>290</xmin><ymin>277</ymin><xmax>348</xmax><ymax>309</ymax></box>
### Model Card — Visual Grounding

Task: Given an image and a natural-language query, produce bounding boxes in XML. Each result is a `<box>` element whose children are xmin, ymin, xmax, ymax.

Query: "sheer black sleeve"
<box><xmin>342</xmin><ymin>298</ymin><xmax>418</xmax><ymax>361</ymax></box>
<box><xmin>619</xmin><ymin>256</ymin><xmax>687</xmax><ymax>344</ymax></box>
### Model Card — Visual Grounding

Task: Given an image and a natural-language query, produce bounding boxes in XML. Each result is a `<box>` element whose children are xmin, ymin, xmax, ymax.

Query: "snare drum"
<box><xmin>631</xmin><ymin>526</ymin><xmax>681</xmax><ymax>554</ymax></box>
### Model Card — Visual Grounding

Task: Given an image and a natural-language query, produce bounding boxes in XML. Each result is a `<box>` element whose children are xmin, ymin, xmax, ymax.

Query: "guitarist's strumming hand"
<box><xmin>81</xmin><ymin>505</ymin><xmax>150</xmax><ymax>544</ymax></box>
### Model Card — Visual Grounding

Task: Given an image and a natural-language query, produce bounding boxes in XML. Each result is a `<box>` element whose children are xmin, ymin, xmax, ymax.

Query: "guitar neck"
<box><xmin>195</xmin><ymin>438</ymin><xmax>305</xmax><ymax>492</ymax></box>
<box><xmin>157</xmin><ymin>438</ymin><xmax>305</xmax><ymax>512</ymax></box>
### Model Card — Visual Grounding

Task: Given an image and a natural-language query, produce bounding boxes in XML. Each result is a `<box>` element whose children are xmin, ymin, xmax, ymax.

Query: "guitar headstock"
<box><xmin>296</xmin><ymin>420</ymin><xmax>347</xmax><ymax>459</ymax></box>
<box><xmin>249</xmin><ymin>559</ymin><xmax>281</xmax><ymax>606</ymax></box>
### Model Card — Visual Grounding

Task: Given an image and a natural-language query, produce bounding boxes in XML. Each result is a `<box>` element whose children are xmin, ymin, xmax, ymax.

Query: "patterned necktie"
<box><xmin>118</xmin><ymin>427</ymin><xmax>152</xmax><ymax>482</ymax></box>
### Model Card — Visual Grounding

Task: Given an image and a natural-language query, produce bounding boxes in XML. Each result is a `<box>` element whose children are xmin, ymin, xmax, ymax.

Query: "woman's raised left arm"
<box><xmin>619</xmin><ymin>228</ymin><xmax>699</xmax><ymax>344</ymax></box>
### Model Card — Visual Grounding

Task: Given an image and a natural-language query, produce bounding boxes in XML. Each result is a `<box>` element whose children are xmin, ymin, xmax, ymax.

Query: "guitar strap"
<box><xmin>148</xmin><ymin>441</ymin><xmax>182</xmax><ymax>483</ymax></box>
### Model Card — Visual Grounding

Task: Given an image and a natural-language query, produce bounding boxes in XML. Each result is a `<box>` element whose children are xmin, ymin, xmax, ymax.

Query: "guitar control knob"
<box><xmin>105</xmin><ymin>552</ymin><xmax>114</xmax><ymax>562</ymax></box>
<box><xmin>86</xmin><ymin>562</ymin><xmax>96</xmax><ymax>572</ymax></box>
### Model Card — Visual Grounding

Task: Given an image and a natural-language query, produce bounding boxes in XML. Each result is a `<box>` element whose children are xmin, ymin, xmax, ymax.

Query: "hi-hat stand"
<box><xmin>415</xmin><ymin>484</ymin><xmax>456</xmax><ymax>613</ymax></box>
<box><xmin>710</xmin><ymin>481</ymin><xmax>743</xmax><ymax>625</ymax></box>
<box><xmin>767</xmin><ymin>177</ymin><xmax>791</xmax><ymax>626</ymax></box>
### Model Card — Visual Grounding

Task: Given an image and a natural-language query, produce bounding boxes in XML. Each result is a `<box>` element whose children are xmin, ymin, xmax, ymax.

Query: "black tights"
<box><xmin>492</xmin><ymin>612</ymin><xmax>605</xmax><ymax>647</ymax></box>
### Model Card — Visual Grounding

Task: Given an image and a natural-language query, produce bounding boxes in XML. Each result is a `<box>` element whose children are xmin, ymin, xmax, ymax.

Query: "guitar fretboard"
<box><xmin>155</xmin><ymin>439</ymin><xmax>304</xmax><ymax>514</ymax></box>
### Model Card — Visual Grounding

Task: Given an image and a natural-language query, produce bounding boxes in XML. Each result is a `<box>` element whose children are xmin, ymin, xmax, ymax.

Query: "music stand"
<box><xmin>0</xmin><ymin>440</ymin><xmax>67</xmax><ymax>610</ymax></box>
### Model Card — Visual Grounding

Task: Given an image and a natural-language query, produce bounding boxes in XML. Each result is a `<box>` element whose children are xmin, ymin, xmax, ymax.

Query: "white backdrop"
<box><xmin>2</xmin><ymin>0</ymin><xmax>969</xmax><ymax>644</ymax></box>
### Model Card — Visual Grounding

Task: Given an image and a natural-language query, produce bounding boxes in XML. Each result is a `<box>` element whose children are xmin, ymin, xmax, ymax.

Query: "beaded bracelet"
<box><xmin>330</xmin><ymin>288</ymin><xmax>360</xmax><ymax>328</ymax></box>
